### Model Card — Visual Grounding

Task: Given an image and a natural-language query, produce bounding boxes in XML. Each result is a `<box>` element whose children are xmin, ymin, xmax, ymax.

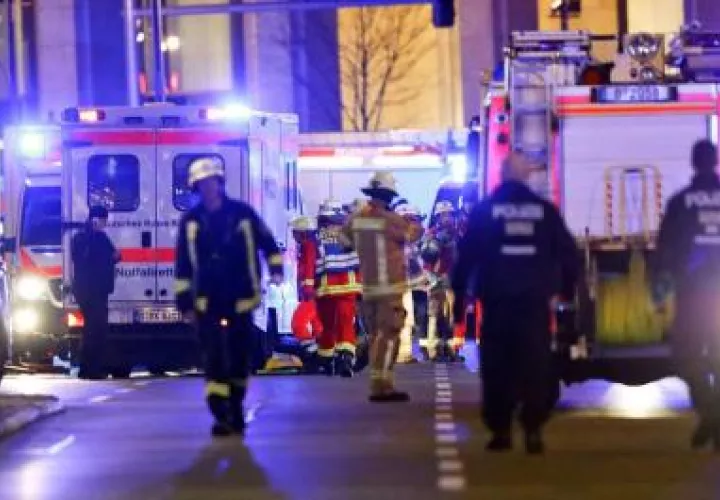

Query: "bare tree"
<box><xmin>340</xmin><ymin>6</ymin><xmax>433</xmax><ymax>131</ymax></box>
<box><xmin>280</xmin><ymin>6</ymin><xmax>433</xmax><ymax>132</ymax></box>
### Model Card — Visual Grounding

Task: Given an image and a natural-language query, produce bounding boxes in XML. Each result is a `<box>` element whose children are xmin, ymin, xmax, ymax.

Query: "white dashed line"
<box><xmin>116</xmin><ymin>388</ymin><xmax>134</xmax><ymax>394</ymax></box>
<box><xmin>89</xmin><ymin>395</ymin><xmax>111</xmax><ymax>404</ymax></box>
<box><xmin>433</xmin><ymin>365</ymin><xmax>467</xmax><ymax>493</ymax></box>
<box><xmin>133</xmin><ymin>381</ymin><xmax>150</xmax><ymax>387</ymax></box>
<box><xmin>46</xmin><ymin>435</ymin><xmax>75</xmax><ymax>455</ymax></box>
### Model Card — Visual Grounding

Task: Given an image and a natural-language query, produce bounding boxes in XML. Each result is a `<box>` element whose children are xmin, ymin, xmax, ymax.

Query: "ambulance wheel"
<box><xmin>110</xmin><ymin>367</ymin><xmax>133</xmax><ymax>379</ymax></box>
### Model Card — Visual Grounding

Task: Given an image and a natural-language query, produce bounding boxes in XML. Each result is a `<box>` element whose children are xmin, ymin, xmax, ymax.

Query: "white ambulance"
<box><xmin>1</xmin><ymin>125</ymin><xmax>64</xmax><ymax>368</ymax></box>
<box><xmin>60</xmin><ymin>104</ymin><xmax>300</xmax><ymax>377</ymax></box>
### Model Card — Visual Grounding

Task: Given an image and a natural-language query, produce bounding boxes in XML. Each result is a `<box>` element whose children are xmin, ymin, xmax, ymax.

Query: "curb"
<box><xmin>0</xmin><ymin>398</ymin><xmax>65</xmax><ymax>438</ymax></box>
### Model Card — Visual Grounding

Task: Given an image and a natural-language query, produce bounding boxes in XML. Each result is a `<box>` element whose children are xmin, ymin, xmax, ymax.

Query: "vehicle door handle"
<box><xmin>142</xmin><ymin>231</ymin><xmax>152</xmax><ymax>248</ymax></box>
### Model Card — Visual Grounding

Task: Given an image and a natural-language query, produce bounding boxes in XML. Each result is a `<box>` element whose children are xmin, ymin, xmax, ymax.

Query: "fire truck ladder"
<box><xmin>507</xmin><ymin>59</ymin><xmax>555</xmax><ymax>198</ymax></box>
<box><xmin>603</xmin><ymin>165</ymin><xmax>663</xmax><ymax>244</ymax></box>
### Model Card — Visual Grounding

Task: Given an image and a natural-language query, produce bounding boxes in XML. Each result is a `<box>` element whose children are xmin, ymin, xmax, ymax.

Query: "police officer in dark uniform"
<box><xmin>71</xmin><ymin>205</ymin><xmax>119</xmax><ymax>380</ymax></box>
<box><xmin>654</xmin><ymin>139</ymin><xmax>720</xmax><ymax>451</ymax></box>
<box><xmin>175</xmin><ymin>157</ymin><xmax>284</xmax><ymax>437</ymax></box>
<box><xmin>452</xmin><ymin>152</ymin><xmax>579</xmax><ymax>454</ymax></box>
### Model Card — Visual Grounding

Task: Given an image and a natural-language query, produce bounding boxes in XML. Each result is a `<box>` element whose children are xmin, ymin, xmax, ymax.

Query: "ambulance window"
<box><xmin>173</xmin><ymin>154</ymin><xmax>225</xmax><ymax>211</ymax></box>
<box><xmin>20</xmin><ymin>186</ymin><xmax>61</xmax><ymax>246</ymax></box>
<box><xmin>87</xmin><ymin>155</ymin><xmax>140</xmax><ymax>212</ymax></box>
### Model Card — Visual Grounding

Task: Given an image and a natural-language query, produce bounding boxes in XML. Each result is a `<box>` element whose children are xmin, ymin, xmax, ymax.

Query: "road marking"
<box><xmin>116</xmin><ymin>388</ymin><xmax>134</xmax><ymax>394</ymax></box>
<box><xmin>133</xmin><ymin>381</ymin><xmax>150</xmax><ymax>387</ymax></box>
<box><xmin>433</xmin><ymin>365</ymin><xmax>467</xmax><ymax>493</ymax></box>
<box><xmin>437</xmin><ymin>475</ymin><xmax>467</xmax><ymax>491</ymax></box>
<box><xmin>89</xmin><ymin>395</ymin><xmax>111</xmax><ymax>404</ymax></box>
<box><xmin>46</xmin><ymin>435</ymin><xmax>75</xmax><ymax>455</ymax></box>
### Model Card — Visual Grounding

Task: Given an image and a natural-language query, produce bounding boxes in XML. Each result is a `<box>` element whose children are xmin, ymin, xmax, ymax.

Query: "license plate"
<box><xmin>594</xmin><ymin>85</ymin><xmax>676</xmax><ymax>104</ymax></box>
<box><xmin>135</xmin><ymin>308</ymin><xmax>181</xmax><ymax>324</ymax></box>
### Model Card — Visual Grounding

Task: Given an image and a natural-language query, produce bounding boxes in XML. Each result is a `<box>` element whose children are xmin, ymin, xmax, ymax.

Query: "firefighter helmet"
<box><xmin>434</xmin><ymin>201</ymin><xmax>455</xmax><ymax>215</ymax></box>
<box><xmin>188</xmin><ymin>157</ymin><xmax>224</xmax><ymax>187</ymax></box>
<box><xmin>361</xmin><ymin>171</ymin><xmax>398</xmax><ymax>197</ymax></box>
<box><xmin>290</xmin><ymin>215</ymin><xmax>317</xmax><ymax>231</ymax></box>
<box><xmin>395</xmin><ymin>203</ymin><xmax>422</xmax><ymax>219</ymax></box>
<box><xmin>318</xmin><ymin>199</ymin><xmax>344</xmax><ymax>217</ymax></box>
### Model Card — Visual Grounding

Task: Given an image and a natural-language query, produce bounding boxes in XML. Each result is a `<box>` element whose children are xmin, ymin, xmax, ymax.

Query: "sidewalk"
<box><xmin>0</xmin><ymin>393</ymin><xmax>64</xmax><ymax>437</ymax></box>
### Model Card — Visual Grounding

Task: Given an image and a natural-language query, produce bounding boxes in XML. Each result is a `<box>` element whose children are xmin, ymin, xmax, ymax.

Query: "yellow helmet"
<box><xmin>290</xmin><ymin>215</ymin><xmax>317</xmax><ymax>231</ymax></box>
<box><xmin>188</xmin><ymin>157</ymin><xmax>224</xmax><ymax>188</ymax></box>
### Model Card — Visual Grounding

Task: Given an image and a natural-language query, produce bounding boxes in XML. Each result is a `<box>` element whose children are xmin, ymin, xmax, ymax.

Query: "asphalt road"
<box><xmin>0</xmin><ymin>361</ymin><xmax>718</xmax><ymax>500</ymax></box>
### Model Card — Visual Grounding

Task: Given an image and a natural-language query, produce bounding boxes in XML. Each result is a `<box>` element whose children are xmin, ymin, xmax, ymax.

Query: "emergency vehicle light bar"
<box><xmin>200</xmin><ymin>104</ymin><xmax>253</xmax><ymax>121</ymax></box>
<box><xmin>61</xmin><ymin>108</ymin><xmax>107</xmax><ymax>123</ymax></box>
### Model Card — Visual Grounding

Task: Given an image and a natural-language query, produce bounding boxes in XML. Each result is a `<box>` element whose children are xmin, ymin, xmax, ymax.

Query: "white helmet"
<box><xmin>290</xmin><ymin>215</ymin><xmax>317</xmax><ymax>231</ymax></box>
<box><xmin>318</xmin><ymin>199</ymin><xmax>344</xmax><ymax>217</ymax></box>
<box><xmin>434</xmin><ymin>201</ymin><xmax>455</xmax><ymax>215</ymax></box>
<box><xmin>188</xmin><ymin>157</ymin><xmax>224</xmax><ymax>187</ymax></box>
<box><xmin>361</xmin><ymin>171</ymin><xmax>398</xmax><ymax>197</ymax></box>
<box><xmin>395</xmin><ymin>203</ymin><xmax>421</xmax><ymax>218</ymax></box>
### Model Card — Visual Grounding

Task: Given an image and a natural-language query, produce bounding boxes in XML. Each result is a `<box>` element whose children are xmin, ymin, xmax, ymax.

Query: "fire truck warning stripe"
<box><xmin>157</xmin><ymin>130</ymin><xmax>248</xmax><ymax>145</ymax></box>
<box><xmin>119</xmin><ymin>248</ymin><xmax>175</xmax><ymax>263</ymax></box>
<box><xmin>557</xmin><ymin>103</ymin><xmax>716</xmax><ymax>117</ymax></box>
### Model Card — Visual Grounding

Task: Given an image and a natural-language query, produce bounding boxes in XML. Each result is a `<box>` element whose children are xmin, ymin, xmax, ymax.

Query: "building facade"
<box><xmin>2</xmin><ymin>0</ymin><xmax>720</xmax><ymax>131</ymax></box>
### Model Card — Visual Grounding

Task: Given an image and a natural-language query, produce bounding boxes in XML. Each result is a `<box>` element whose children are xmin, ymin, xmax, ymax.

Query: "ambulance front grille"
<box><xmin>48</xmin><ymin>279</ymin><xmax>63</xmax><ymax>303</ymax></box>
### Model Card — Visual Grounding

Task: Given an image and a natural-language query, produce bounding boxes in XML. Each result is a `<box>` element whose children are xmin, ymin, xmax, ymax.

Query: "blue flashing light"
<box><xmin>204</xmin><ymin>103</ymin><xmax>253</xmax><ymax>121</ymax></box>
<box><xmin>19</xmin><ymin>132</ymin><xmax>45</xmax><ymax>159</ymax></box>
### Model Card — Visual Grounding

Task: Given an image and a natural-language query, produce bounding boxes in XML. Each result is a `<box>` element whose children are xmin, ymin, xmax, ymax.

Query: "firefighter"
<box><xmin>315</xmin><ymin>199</ymin><xmax>362</xmax><ymax>377</ymax></box>
<box><xmin>394</xmin><ymin>201</ymin><xmax>427</xmax><ymax>363</ymax></box>
<box><xmin>174</xmin><ymin>157</ymin><xmax>283</xmax><ymax>437</ymax></box>
<box><xmin>421</xmin><ymin>200</ymin><xmax>459</xmax><ymax>362</ymax></box>
<box><xmin>653</xmin><ymin>139</ymin><xmax>720</xmax><ymax>451</ymax></box>
<box><xmin>342</xmin><ymin>172</ymin><xmax>423</xmax><ymax>401</ymax></box>
<box><xmin>453</xmin><ymin>183</ymin><xmax>483</xmax><ymax>355</ymax></box>
<box><xmin>290</xmin><ymin>215</ymin><xmax>322</xmax><ymax>372</ymax></box>
<box><xmin>71</xmin><ymin>205</ymin><xmax>119</xmax><ymax>380</ymax></box>
<box><xmin>452</xmin><ymin>152</ymin><xmax>578</xmax><ymax>454</ymax></box>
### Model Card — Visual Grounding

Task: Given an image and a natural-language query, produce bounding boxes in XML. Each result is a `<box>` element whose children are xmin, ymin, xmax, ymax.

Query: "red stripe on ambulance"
<box><xmin>119</xmin><ymin>248</ymin><xmax>175</xmax><ymax>263</ymax></box>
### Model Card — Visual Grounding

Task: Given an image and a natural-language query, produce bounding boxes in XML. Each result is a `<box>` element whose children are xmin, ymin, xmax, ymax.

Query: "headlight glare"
<box><xmin>16</xmin><ymin>275</ymin><xmax>48</xmax><ymax>301</ymax></box>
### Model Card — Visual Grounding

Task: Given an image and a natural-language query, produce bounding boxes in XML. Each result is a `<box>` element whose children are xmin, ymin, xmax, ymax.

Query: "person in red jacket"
<box><xmin>315</xmin><ymin>199</ymin><xmax>362</xmax><ymax>377</ymax></box>
<box><xmin>290</xmin><ymin>216</ymin><xmax>322</xmax><ymax>371</ymax></box>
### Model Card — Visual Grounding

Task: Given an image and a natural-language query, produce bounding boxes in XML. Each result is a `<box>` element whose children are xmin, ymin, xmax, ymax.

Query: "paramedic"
<box><xmin>71</xmin><ymin>205</ymin><xmax>119</xmax><ymax>380</ymax></box>
<box><xmin>452</xmin><ymin>151</ymin><xmax>579</xmax><ymax>454</ymax></box>
<box><xmin>342</xmin><ymin>172</ymin><xmax>423</xmax><ymax>402</ymax></box>
<box><xmin>654</xmin><ymin>139</ymin><xmax>720</xmax><ymax>451</ymax></box>
<box><xmin>175</xmin><ymin>157</ymin><xmax>283</xmax><ymax>437</ymax></box>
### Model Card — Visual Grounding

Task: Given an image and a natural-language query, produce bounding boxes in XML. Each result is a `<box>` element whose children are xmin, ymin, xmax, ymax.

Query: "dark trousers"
<box><xmin>78</xmin><ymin>297</ymin><xmax>109</xmax><ymax>376</ymax></box>
<box><xmin>198</xmin><ymin>311</ymin><xmax>254</xmax><ymax>424</ymax></box>
<box><xmin>672</xmin><ymin>295</ymin><xmax>720</xmax><ymax>424</ymax></box>
<box><xmin>412</xmin><ymin>290</ymin><xmax>428</xmax><ymax>338</ymax></box>
<box><xmin>480</xmin><ymin>298</ymin><xmax>553</xmax><ymax>434</ymax></box>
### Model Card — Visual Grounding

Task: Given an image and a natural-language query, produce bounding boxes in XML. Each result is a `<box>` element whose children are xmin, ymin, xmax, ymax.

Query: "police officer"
<box><xmin>175</xmin><ymin>157</ymin><xmax>283</xmax><ymax>437</ymax></box>
<box><xmin>452</xmin><ymin>152</ymin><xmax>578</xmax><ymax>454</ymax></box>
<box><xmin>654</xmin><ymin>139</ymin><xmax>720</xmax><ymax>451</ymax></box>
<box><xmin>71</xmin><ymin>205</ymin><xmax>119</xmax><ymax>380</ymax></box>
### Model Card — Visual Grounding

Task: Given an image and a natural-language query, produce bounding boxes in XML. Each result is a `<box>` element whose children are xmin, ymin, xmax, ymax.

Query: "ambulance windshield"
<box><xmin>21</xmin><ymin>186</ymin><xmax>61</xmax><ymax>247</ymax></box>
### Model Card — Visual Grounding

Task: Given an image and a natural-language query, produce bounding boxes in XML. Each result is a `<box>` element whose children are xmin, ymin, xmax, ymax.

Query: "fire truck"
<box><xmin>298</xmin><ymin>129</ymin><xmax>475</xmax><ymax>217</ymax></box>
<box><xmin>56</xmin><ymin>104</ymin><xmax>300</xmax><ymax>378</ymax></box>
<box><xmin>0</xmin><ymin>125</ymin><xmax>63</xmax><ymax>368</ymax></box>
<box><xmin>482</xmin><ymin>29</ymin><xmax>720</xmax><ymax>385</ymax></box>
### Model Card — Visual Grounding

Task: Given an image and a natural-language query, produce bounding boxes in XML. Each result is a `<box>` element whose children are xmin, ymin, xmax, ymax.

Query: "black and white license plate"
<box><xmin>593</xmin><ymin>85</ymin><xmax>677</xmax><ymax>104</ymax></box>
<box><xmin>135</xmin><ymin>308</ymin><xmax>181</xmax><ymax>324</ymax></box>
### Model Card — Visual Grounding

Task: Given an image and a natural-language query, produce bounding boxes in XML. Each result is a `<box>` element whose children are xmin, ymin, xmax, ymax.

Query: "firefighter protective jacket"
<box><xmin>421</xmin><ymin>224</ymin><xmax>457</xmax><ymax>277</ymax></box>
<box><xmin>452</xmin><ymin>180</ymin><xmax>579</xmax><ymax>301</ymax></box>
<box><xmin>342</xmin><ymin>200</ymin><xmax>423</xmax><ymax>299</ymax></box>
<box><xmin>315</xmin><ymin>225</ymin><xmax>362</xmax><ymax>297</ymax></box>
<box><xmin>174</xmin><ymin>197</ymin><xmax>283</xmax><ymax>315</ymax></box>
<box><xmin>296</xmin><ymin>238</ymin><xmax>318</xmax><ymax>299</ymax></box>
<box><xmin>655</xmin><ymin>173</ymin><xmax>720</xmax><ymax>296</ymax></box>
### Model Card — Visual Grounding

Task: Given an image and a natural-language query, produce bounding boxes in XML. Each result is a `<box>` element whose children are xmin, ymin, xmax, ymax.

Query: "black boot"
<box><xmin>318</xmin><ymin>356</ymin><xmax>335</xmax><ymax>376</ymax></box>
<box><xmin>207</xmin><ymin>394</ymin><xmax>232</xmax><ymax>438</ymax></box>
<box><xmin>229</xmin><ymin>385</ymin><xmax>246</xmax><ymax>435</ymax></box>
<box><xmin>524</xmin><ymin>430</ymin><xmax>545</xmax><ymax>455</ymax></box>
<box><xmin>419</xmin><ymin>346</ymin><xmax>431</xmax><ymax>362</ymax></box>
<box><xmin>692</xmin><ymin>419</ymin><xmax>716</xmax><ymax>450</ymax></box>
<box><xmin>486</xmin><ymin>432</ymin><xmax>513</xmax><ymax>452</ymax></box>
<box><xmin>335</xmin><ymin>351</ymin><xmax>354</xmax><ymax>378</ymax></box>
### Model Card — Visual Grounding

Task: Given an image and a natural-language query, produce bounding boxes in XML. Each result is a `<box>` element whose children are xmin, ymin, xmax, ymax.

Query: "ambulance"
<box><xmin>60</xmin><ymin>104</ymin><xmax>300</xmax><ymax>377</ymax></box>
<box><xmin>0</xmin><ymin>125</ymin><xmax>63</xmax><ymax>367</ymax></box>
<box><xmin>482</xmin><ymin>29</ymin><xmax>720</xmax><ymax>385</ymax></box>
<box><xmin>298</xmin><ymin>129</ymin><xmax>474</xmax><ymax>218</ymax></box>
